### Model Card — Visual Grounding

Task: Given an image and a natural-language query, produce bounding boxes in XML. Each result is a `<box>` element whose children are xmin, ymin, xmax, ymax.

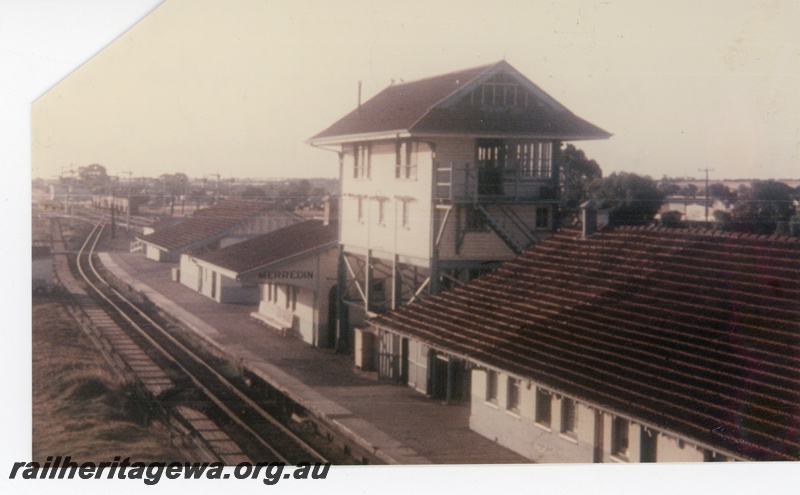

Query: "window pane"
<box><xmin>535</xmin><ymin>388</ymin><xmax>551</xmax><ymax>426</ymax></box>
<box><xmin>561</xmin><ymin>398</ymin><xmax>576</xmax><ymax>434</ymax></box>
<box><xmin>612</xmin><ymin>417</ymin><xmax>630</xmax><ymax>458</ymax></box>
<box><xmin>486</xmin><ymin>370</ymin><xmax>498</xmax><ymax>402</ymax></box>
<box><xmin>506</xmin><ymin>378</ymin><xmax>520</xmax><ymax>412</ymax></box>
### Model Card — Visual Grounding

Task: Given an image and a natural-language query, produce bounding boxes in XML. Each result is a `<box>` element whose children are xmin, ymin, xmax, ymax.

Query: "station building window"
<box><xmin>535</xmin><ymin>387</ymin><xmax>552</xmax><ymax>427</ymax></box>
<box><xmin>560</xmin><ymin>397</ymin><xmax>577</xmax><ymax>437</ymax></box>
<box><xmin>640</xmin><ymin>427</ymin><xmax>657</xmax><ymax>463</ymax></box>
<box><xmin>485</xmin><ymin>369</ymin><xmax>498</xmax><ymax>404</ymax></box>
<box><xmin>611</xmin><ymin>417</ymin><xmax>630</xmax><ymax>460</ymax></box>
<box><xmin>506</xmin><ymin>377</ymin><xmax>520</xmax><ymax>413</ymax></box>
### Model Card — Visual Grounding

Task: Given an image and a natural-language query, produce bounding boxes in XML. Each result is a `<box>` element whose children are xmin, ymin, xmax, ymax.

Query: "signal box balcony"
<box><xmin>434</xmin><ymin>161</ymin><xmax>559</xmax><ymax>205</ymax></box>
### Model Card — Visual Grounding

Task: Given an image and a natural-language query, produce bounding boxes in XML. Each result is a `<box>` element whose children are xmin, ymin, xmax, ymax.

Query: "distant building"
<box><xmin>181</xmin><ymin>213</ymin><xmax>339</xmax><ymax>347</ymax></box>
<box><xmin>308</xmin><ymin>60</ymin><xmax>611</xmax><ymax>360</ymax></box>
<box><xmin>135</xmin><ymin>199</ymin><xmax>302</xmax><ymax>262</ymax></box>
<box><xmin>32</xmin><ymin>246</ymin><xmax>53</xmax><ymax>292</ymax></box>
<box><xmin>370</xmin><ymin>219</ymin><xmax>800</xmax><ymax>462</ymax></box>
<box><xmin>658</xmin><ymin>199</ymin><xmax>731</xmax><ymax>224</ymax></box>
<box><xmin>91</xmin><ymin>194</ymin><xmax>138</xmax><ymax>214</ymax></box>
<box><xmin>49</xmin><ymin>184</ymin><xmax>92</xmax><ymax>203</ymax></box>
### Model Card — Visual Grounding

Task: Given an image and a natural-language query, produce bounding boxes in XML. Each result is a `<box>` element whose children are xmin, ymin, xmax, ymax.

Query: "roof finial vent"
<box><xmin>581</xmin><ymin>200</ymin><xmax>598</xmax><ymax>239</ymax></box>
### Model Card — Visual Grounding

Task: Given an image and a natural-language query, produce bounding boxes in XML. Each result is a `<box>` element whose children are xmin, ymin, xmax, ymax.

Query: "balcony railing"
<box><xmin>434</xmin><ymin>161</ymin><xmax>557</xmax><ymax>203</ymax></box>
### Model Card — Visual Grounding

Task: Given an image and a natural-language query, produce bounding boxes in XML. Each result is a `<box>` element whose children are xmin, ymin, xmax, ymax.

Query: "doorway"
<box><xmin>476</xmin><ymin>139</ymin><xmax>504</xmax><ymax>196</ymax></box>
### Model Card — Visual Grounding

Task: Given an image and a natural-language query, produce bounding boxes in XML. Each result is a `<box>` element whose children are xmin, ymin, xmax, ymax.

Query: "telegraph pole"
<box><xmin>208</xmin><ymin>173</ymin><xmax>221</xmax><ymax>204</ymax></box>
<box><xmin>122</xmin><ymin>171</ymin><xmax>133</xmax><ymax>232</ymax></box>
<box><xmin>698</xmin><ymin>167</ymin><xmax>714</xmax><ymax>224</ymax></box>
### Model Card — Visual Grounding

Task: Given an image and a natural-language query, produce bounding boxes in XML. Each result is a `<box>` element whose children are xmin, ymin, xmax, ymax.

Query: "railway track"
<box><xmin>73</xmin><ymin>218</ymin><xmax>328</xmax><ymax>465</ymax></box>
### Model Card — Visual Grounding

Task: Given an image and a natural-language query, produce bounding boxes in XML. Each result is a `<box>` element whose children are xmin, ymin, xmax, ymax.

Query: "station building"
<box><xmin>369</xmin><ymin>215</ymin><xmax>800</xmax><ymax>463</ymax></box>
<box><xmin>180</xmin><ymin>215</ymin><xmax>339</xmax><ymax>347</ymax></box>
<box><xmin>307</xmin><ymin>60</ymin><xmax>611</xmax><ymax>358</ymax></box>
<box><xmin>135</xmin><ymin>199</ymin><xmax>302</xmax><ymax>262</ymax></box>
<box><xmin>91</xmin><ymin>195</ymin><xmax>137</xmax><ymax>213</ymax></box>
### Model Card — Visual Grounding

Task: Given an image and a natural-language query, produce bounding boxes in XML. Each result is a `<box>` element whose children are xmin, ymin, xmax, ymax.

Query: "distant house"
<box><xmin>182</xmin><ymin>214</ymin><xmax>339</xmax><ymax>347</ymax></box>
<box><xmin>369</xmin><ymin>219</ymin><xmax>800</xmax><ymax>462</ymax></box>
<box><xmin>658</xmin><ymin>200</ymin><xmax>731</xmax><ymax>224</ymax></box>
<box><xmin>32</xmin><ymin>246</ymin><xmax>53</xmax><ymax>292</ymax></box>
<box><xmin>308</xmin><ymin>60</ymin><xmax>611</xmax><ymax>356</ymax></box>
<box><xmin>136</xmin><ymin>199</ymin><xmax>302</xmax><ymax>262</ymax></box>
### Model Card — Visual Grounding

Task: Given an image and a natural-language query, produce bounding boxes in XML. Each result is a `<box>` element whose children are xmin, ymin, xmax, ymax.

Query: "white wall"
<box><xmin>340</xmin><ymin>140</ymin><xmax>433</xmax><ymax>261</ymax></box>
<box><xmin>469</xmin><ymin>368</ymin><xmax>716</xmax><ymax>464</ymax></box>
<box><xmin>253</xmin><ymin>247</ymin><xmax>338</xmax><ymax>346</ymax></box>
<box><xmin>179</xmin><ymin>254</ymin><xmax>201</xmax><ymax>292</ymax></box>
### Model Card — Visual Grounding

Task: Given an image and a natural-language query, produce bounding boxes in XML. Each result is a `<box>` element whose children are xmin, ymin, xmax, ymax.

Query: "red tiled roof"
<box><xmin>138</xmin><ymin>199</ymin><xmax>277</xmax><ymax>251</ymax></box>
<box><xmin>310</xmin><ymin>61</ymin><xmax>610</xmax><ymax>142</ymax></box>
<box><xmin>371</xmin><ymin>227</ymin><xmax>800</xmax><ymax>461</ymax></box>
<box><xmin>194</xmin><ymin>219</ymin><xmax>338</xmax><ymax>275</ymax></box>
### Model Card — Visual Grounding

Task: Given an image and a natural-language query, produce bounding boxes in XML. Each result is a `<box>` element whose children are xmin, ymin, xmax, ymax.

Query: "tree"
<box><xmin>660</xmin><ymin>210</ymin><xmax>683</xmax><ymax>228</ymax></box>
<box><xmin>585</xmin><ymin>172</ymin><xmax>666</xmax><ymax>226</ymax></box>
<box><xmin>680</xmin><ymin>183</ymin><xmax>699</xmax><ymax>198</ymax></box>
<box><xmin>732</xmin><ymin>180</ymin><xmax>796</xmax><ymax>235</ymax></box>
<box><xmin>713</xmin><ymin>210</ymin><xmax>734</xmax><ymax>232</ymax></box>
<box><xmin>708</xmin><ymin>183</ymin><xmax>736</xmax><ymax>205</ymax></box>
<box><xmin>78</xmin><ymin>163</ymin><xmax>109</xmax><ymax>191</ymax></box>
<box><xmin>657</xmin><ymin>181</ymin><xmax>681</xmax><ymax>197</ymax></box>
<box><xmin>561</xmin><ymin>144</ymin><xmax>602</xmax><ymax>209</ymax></box>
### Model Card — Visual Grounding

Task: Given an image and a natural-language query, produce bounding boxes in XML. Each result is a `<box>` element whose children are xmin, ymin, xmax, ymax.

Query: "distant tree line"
<box><xmin>51</xmin><ymin>163</ymin><xmax>339</xmax><ymax>214</ymax></box>
<box><xmin>562</xmin><ymin>147</ymin><xmax>799</xmax><ymax>236</ymax></box>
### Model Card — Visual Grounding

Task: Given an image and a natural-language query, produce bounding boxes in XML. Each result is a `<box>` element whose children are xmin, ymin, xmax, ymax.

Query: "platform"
<box><xmin>97</xmin><ymin>236</ymin><xmax>528</xmax><ymax>465</ymax></box>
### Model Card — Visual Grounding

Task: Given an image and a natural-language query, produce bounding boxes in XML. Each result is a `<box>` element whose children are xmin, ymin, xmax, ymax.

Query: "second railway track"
<box><xmin>74</xmin><ymin>218</ymin><xmax>329</xmax><ymax>465</ymax></box>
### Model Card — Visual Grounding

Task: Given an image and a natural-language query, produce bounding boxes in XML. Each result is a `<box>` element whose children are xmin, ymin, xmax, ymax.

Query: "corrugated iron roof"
<box><xmin>371</xmin><ymin>227</ymin><xmax>800</xmax><ymax>461</ymax></box>
<box><xmin>138</xmin><ymin>199</ymin><xmax>278</xmax><ymax>251</ymax></box>
<box><xmin>193</xmin><ymin>219</ymin><xmax>338</xmax><ymax>275</ymax></box>
<box><xmin>310</xmin><ymin>61</ymin><xmax>611</xmax><ymax>142</ymax></box>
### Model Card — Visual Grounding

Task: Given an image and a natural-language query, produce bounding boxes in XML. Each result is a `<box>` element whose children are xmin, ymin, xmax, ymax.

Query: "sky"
<box><xmin>7</xmin><ymin>0</ymin><xmax>799</xmax><ymax>183</ymax></box>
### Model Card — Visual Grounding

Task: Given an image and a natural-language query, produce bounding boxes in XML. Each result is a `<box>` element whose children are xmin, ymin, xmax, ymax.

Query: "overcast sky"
<box><xmin>8</xmin><ymin>0</ymin><xmax>799</xmax><ymax>182</ymax></box>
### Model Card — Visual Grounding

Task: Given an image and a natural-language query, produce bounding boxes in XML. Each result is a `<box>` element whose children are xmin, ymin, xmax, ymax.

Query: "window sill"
<box><xmin>484</xmin><ymin>400</ymin><xmax>499</xmax><ymax>409</ymax></box>
<box><xmin>559</xmin><ymin>432</ymin><xmax>578</xmax><ymax>444</ymax></box>
<box><xmin>610</xmin><ymin>454</ymin><xmax>629</xmax><ymax>463</ymax></box>
<box><xmin>534</xmin><ymin>422</ymin><xmax>552</xmax><ymax>433</ymax></box>
<box><xmin>505</xmin><ymin>409</ymin><xmax>521</xmax><ymax>419</ymax></box>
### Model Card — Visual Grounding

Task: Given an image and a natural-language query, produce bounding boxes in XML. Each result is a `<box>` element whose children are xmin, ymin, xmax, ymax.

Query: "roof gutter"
<box><xmin>307</xmin><ymin>130</ymin><xmax>412</xmax><ymax>147</ymax></box>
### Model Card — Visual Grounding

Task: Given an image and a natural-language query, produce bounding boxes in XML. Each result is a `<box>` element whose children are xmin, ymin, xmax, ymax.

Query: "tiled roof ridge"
<box><xmin>385</xmin><ymin>61</ymin><xmax>496</xmax><ymax>89</ymax></box>
<box><xmin>611</xmin><ymin>223</ymin><xmax>800</xmax><ymax>245</ymax></box>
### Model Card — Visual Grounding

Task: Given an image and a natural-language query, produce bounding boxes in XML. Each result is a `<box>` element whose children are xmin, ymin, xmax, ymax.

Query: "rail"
<box><xmin>75</xmin><ymin>220</ymin><xmax>328</xmax><ymax>465</ymax></box>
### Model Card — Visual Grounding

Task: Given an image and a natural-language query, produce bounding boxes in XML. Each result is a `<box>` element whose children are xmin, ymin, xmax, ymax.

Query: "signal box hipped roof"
<box><xmin>309</xmin><ymin>61</ymin><xmax>611</xmax><ymax>144</ymax></box>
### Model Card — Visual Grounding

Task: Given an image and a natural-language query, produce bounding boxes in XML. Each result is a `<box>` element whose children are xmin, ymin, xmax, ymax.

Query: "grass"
<box><xmin>32</xmin><ymin>300</ymin><xmax>186</xmax><ymax>463</ymax></box>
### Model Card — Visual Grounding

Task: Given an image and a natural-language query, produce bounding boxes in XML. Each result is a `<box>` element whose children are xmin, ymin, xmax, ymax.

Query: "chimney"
<box><xmin>581</xmin><ymin>200</ymin><xmax>598</xmax><ymax>239</ymax></box>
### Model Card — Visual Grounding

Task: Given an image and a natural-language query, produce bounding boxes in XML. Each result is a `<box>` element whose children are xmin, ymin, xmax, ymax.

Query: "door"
<box><xmin>476</xmin><ymin>139</ymin><xmax>504</xmax><ymax>196</ymax></box>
